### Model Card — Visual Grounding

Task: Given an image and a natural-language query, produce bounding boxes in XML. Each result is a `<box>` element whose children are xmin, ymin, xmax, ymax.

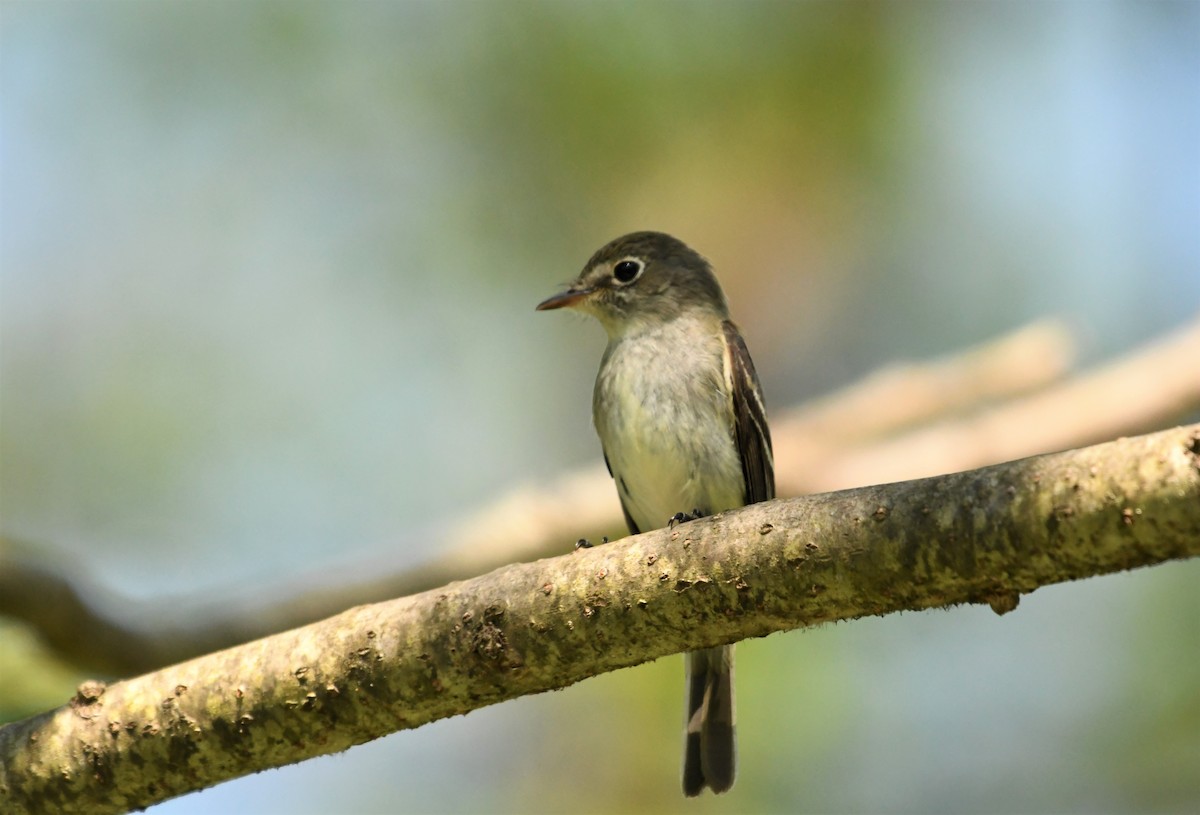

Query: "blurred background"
<box><xmin>2</xmin><ymin>2</ymin><xmax>1198</xmax><ymax>813</ymax></box>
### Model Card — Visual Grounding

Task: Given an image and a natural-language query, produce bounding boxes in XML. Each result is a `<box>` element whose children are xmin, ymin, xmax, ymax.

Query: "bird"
<box><xmin>536</xmin><ymin>231</ymin><xmax>774</xmax><ymax>796</ymax></box>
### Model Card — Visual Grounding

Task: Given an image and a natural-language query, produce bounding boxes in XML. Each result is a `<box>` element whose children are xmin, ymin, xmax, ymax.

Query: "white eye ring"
<box><xmin>612</xmin><ymin>257</ymin><xmax>644</xmax><ymax>285</ymax></box>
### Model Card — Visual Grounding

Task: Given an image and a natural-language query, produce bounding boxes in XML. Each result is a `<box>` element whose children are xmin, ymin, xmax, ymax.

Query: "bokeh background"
<box><xmin>3</xmin><ymin>2</ymin><xmax>1199</xmax><ymax>813</ymax></box>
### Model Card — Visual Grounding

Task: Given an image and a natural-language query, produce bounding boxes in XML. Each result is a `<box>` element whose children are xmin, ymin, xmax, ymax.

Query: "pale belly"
<box><xmin>593</xmin><ymin>320</ymin><xmax>746</xmax><ymax>534</ymax></box>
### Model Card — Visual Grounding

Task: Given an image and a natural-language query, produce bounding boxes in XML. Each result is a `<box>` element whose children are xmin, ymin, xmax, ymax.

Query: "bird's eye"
<box><xmin>613</xmin><ymin>259</ymin><xmax>644</xmax><ymax>284</ymax></box>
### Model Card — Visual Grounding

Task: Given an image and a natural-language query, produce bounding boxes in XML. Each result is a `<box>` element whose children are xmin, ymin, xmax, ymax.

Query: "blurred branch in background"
<box><xmin>3</xmin><ymin>424</ymin><xmax>1198</xmax><ymax>815</ymax></box>
<box><xmin>778</xmin><ymin>316</ymin><xmax>1200</xmax><ymax>493</ymax></box>
<box><xmin>1</xmin><ymin>317</ymin><xmax>1198</xmax><ymax>679</ymax></box>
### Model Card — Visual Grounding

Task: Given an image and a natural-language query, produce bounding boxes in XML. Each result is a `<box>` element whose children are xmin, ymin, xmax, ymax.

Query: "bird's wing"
<box><xmin>606</xmin><ymin>451</ymin><xmax>642</xmax><ymax>535</ymax></box>
<box><xmin>722</xmin><ymin>320</ymin><xmax>775</xmax><ymax>504</ymax></box>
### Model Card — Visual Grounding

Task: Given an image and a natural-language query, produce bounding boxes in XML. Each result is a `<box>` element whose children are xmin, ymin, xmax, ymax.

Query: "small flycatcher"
<box><xmin>537</xmin><ymin>231</ymin><xmax>775</xmax><ymax>796</ymax></box>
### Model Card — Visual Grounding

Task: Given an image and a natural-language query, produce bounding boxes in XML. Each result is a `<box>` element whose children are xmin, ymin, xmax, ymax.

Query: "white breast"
<box><xmin>592</xmin><ymin>317</ymin><xmax>745</xmax><ymax>534</ymax></box>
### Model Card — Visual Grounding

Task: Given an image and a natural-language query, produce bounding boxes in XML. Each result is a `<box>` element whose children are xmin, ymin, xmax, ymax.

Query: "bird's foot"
<box><xmin>667</xmin><ymin>509</ymin><xmax>707</xmax><ymax>529</ymax></box>
<box><xmin>574</xmin><ymin>536</ymin><xmax>609</xmax><ymax>551</ymax></box>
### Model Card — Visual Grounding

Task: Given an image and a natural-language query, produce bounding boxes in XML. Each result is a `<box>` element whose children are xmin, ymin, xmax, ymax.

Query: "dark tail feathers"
<box><xmin>683</xmin><ymin>645</ymin><xmax>736</xmax><ymax>796</ymax></box>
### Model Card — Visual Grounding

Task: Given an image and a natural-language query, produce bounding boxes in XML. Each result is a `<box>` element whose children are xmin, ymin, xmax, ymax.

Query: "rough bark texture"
<box><xmin>1</xmin><ymin>425</ymin><xmax>1198</xmax><ymax>814</ymax></box>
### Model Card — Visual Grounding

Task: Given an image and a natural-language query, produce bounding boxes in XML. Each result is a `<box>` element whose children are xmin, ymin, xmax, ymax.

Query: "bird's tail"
<box><xmin>682</xmin><ymin>645</ymin><xmax>736</xmax><ymax>796</ymax></box>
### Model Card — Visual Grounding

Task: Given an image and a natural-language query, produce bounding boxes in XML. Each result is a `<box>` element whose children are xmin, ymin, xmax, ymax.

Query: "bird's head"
<box><xmin>536</xmin><ymin>231</ymin><xmax>730</xmax><ymax>336</ymax></box>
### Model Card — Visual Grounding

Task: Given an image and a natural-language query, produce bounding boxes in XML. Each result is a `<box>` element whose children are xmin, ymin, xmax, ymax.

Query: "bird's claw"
<box><xmin>574</xmin><ymin>536</ymin><xmax>609</xmax><ymax>551</ymax></box>
<box><xmin>667</xmin><ymin>508</ymin><xmax>706</xmax><ymax>529</ymax></box>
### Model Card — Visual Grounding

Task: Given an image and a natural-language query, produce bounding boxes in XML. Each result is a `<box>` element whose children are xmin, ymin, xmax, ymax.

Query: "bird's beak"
<box><xmin>536</xmin><ymin>287</ymin><xmax>593</xmax><ymax>311</ymax></box>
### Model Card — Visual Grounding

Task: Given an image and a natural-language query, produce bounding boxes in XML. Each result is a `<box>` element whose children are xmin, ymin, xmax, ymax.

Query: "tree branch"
<box><xmin>2</xmin><ymin>425</ymin><xmax>1198</xmax><ymax>815</ymax></box>
<box><xmin>782</xmin><ymin>317</ymin><xmax>1200</xmax><ymax>493</ymax></box>
<box><xmin>2</xmin><ymin>319</ymin><xmax>1197</xmax><ymax>677</ymax></box>
<box><xmin>0</xmin><ymin>319</ymin><xmax>1159</xmax><ymax>676</ymax></box>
